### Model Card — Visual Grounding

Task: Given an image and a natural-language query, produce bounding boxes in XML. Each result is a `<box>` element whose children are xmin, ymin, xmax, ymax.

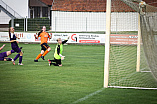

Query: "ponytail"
<box><xmin>38</xmin><ymin>30</ymin><xmax>43</xmax><ymax>36</ymax></box>
<box><xmin>8</xmin><ymin>28</ymin><xmax>11</xmax><ymax>38</ymax></box>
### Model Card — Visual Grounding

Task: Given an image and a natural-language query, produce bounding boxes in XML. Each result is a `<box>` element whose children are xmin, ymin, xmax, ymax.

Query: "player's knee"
<box><xmin>6</xmin><ymin>51</ymin><xmax>11</xmax><ymax>56</ymax></box>
<box><xmin>20</xmin><ymin>52</ymin><xmax>23</xmax><ymax>56</ymax></box>
<box><xmin>41</xmin><ymin>50</ymin><xmax>44</xmax><ymax>54</ymax></box>
<box><xmin>48</xmin><ymin>47</ymin><xmax>51</xmax><ymax>51</ymax></box>
<box><xmin>4</xmin><ymin>59</ymin><xmax>6</xmax><ymax>61</ymax></box>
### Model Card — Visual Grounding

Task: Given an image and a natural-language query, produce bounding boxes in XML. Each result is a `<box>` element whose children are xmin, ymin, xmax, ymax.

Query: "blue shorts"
<box><xmin>11</xmin><ymin>46</ymin><xmax>21</xmax><ymax>53</ymax></box>
<box><xmin>11</xmin><ymin>44</ymin><xmax>21</xmax><ymax>53</ymax></box>
<box><xmin>12</xmin><ymin>47</ymin><xmax>21</xmax><ymax>53</ymax></box>
<box><xmin>0</xmin><ymin>52</ymin><xmax>7</xmax><ymax>61</ymax></box>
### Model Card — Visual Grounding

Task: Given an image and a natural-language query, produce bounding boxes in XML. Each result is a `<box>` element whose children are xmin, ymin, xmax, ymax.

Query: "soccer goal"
<box><xmin>104</xmin><ymin>0</ymin><xmax>157</xmax><ymax>89</ymax></box>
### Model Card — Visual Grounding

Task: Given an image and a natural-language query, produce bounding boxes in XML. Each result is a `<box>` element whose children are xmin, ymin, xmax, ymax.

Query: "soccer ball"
<box><xmin>139</xmin><ymin>1</ymin><xmax>146</xmax><ymax>8</ymax></box>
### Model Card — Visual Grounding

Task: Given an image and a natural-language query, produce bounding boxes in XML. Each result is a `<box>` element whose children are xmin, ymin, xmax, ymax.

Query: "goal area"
<box><xmin>104</xmin><ymin>0</ymin><xmax>157</xmax><ymax>89</ymax></box>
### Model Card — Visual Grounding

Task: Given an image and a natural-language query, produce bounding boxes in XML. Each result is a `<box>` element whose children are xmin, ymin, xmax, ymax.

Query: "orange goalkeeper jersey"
<box><xmin>39</xmin><ymin>32</ymin><xmax>50</xmax><ymax>44</ymax></box>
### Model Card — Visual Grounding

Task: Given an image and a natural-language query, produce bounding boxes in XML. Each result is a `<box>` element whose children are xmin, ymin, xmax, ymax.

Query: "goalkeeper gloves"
<box><xmin>59</xmin><ymin>54</ymin><xmax>65</xmax><ymax>60</ymax></box>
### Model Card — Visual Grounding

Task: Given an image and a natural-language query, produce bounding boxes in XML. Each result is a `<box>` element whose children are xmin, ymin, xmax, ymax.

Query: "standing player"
<box><xmin>0</xmin><ymin>44</ymin><xmax>15</xmax><ymax>65</ymax></box>
<box><xmin>9</xmin><ymin>27</ymin><xmax>23</xmax><ymax>65</ymax></box>
<box><xmin>34</xmin><ymin>26</ymin><xmax>52</xmax><ymax>62</ymax></box>
<box><xmin>48</xmin><ymin>37</ymin><xmax>69</xmax><ymax>66</ymax></box>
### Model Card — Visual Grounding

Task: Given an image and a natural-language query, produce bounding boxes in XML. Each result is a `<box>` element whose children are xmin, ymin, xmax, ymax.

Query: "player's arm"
<box><xmin>16</xmin><ymin>36</ymin><xmax>20</xmax><ymax>39</ymax></box>
<box><xmin>48</xmin><ymin>33</ymin><xmax>52</xmax><ymax>39</ymax></box>
<box><xmin>10</xmin><ymin>40</ymin><xmax>19</xmax><ymax>43</ymax></box>
<box><xmin>34</xmin><ymin>33</ymin><xmax>39</xmax><ymax>39</ymax></box>
<box><xmin>57</xmin><ymin>45</ymin><xmax>65</xmax><ymax>60</ymax></box>
<box><xmin>34</xmin><ymin>30</ymin><xmax>42</xmax><ymax>39</ymax></box>
<box><xmin>62</xmin><ymin>36</ymin><xmax>70</xmax><ymax>44</ymax></box>
<box><xmin>0</xmin><ymin>44</ymin><xmax>5</xmax><ymax>51</ymax></box>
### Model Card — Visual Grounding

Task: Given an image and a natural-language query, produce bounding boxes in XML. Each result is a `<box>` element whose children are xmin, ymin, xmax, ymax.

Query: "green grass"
<box><xmin>0</xmin><ymin>43</ymin><xmax>156</xmax><ymax>104</ymax></box>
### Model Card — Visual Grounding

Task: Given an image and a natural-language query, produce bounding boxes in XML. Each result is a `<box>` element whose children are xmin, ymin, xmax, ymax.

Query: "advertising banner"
<box><xmin>0</xmin><ymin>32</ymin><xmax>105</xmax><ymax>43</ymax></box>
<box><xmin>0</xmin><ymin>32</ymin><xmax>10</xmax><ymax>41</ymax></box>
<box><xmin>110</xmin><ymin>34</ymin><xmax>138</xmax><ymax>45</ymax></box>
<box><xmin>0</xmin><ymin>32</ymin><xmax>138</xmax><ymax>45</ymax></box>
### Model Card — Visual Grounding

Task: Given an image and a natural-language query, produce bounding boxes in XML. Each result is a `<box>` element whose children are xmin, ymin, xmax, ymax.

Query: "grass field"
<box><xmin>0</xmin><ymin>43</ymin><xmax>157</xmax><ymax>104</ymax></box>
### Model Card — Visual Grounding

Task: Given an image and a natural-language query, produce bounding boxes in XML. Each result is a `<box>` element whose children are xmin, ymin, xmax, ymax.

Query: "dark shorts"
<box><xmin>11</xmin><ymin>45</ymin><xmax>21</xmax><ymax>53</ymax></box>
<box><xmin>12</xmin><ymin>47</ymin><xmax>21</xmax><ymax>53</ymax></box>
<box><xmin>41</xmin><ymin>43</ymin><xmax>49</xmax><ymax>51</ymax></box>
<box><xmin>11</xmin><ymin>43</ymin><xmax>21</xmax><ymax>53</ymax></box>
<box><xmin>0</xmin><ymin>52</ymin><xmax>7</xmax><ymax>61</ymax></box>
<box><xmin>54</xmin><ymin>58</ymin><xmax>61</xmax><ymax>65</ymax></box>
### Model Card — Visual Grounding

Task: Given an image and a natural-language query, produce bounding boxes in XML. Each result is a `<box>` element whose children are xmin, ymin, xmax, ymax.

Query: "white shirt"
<box><xmin>10</xmin><ymin>33</ymin><xmax>14</xmax><ymax>38</ymax></box>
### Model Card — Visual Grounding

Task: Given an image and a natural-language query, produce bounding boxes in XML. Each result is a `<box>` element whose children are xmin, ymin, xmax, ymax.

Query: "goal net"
<box><xmin>107</xmin><ymin>0</ymin><xmax>157</xmax><ymax>89</ymax></box>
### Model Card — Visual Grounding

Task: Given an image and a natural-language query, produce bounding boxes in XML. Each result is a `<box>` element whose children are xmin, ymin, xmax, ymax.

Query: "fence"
<box><xmin>4</xmin><ymin>11</ymin><xmax>139</xmax><ymax>32</ymax></box>
<box><xmin>51</xmin><ymin>11</ymin><xmax>138</xmax><ymax>32</ymax></box>
<box><xmin>9</xmin><ymin>17</ymin><xmax>50</xmax><ymax>31</ymax></box>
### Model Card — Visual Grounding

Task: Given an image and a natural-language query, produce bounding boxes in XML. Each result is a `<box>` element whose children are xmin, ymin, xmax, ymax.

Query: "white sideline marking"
<box><xmin>108</xmin><ymin>86</ymin><xmax>157</xmax><ymax>90</ymax></box>
<box><xmin>71</xmin><ymin>88</ymin><xmax>104</xmax><ymax>104</ymax></box>
<box><xmin>71</xmin><ymin>68</ymin><xmax>148</xmax><ymax>104</ymax></box>
<box><xmin>141</xmin><ymin>71</ymin><xmax>151</xmax><ymax>73</ymax></box>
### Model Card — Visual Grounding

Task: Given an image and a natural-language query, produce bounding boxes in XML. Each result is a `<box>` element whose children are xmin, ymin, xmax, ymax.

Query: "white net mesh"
<box><xmin>108</xmin><ymin>0</ymin><xmax>157</xmax><ymax>88</ymax></box>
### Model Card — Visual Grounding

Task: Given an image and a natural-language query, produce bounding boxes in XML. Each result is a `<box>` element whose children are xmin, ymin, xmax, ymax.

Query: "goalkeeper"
<box><xmin>48</xmin><ymin>37</ymin><xmax>69</xmax><ymax>66</ymax></box>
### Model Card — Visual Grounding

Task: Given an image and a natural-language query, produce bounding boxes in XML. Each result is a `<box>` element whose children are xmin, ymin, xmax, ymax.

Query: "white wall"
<box><xmin>0</xmin><ymin>10</ymin><xmax>11</xmax><ymax>24</ymax></box>
<box><xmin>2</xmin><ymin>0</ymin><xmax>29</xmax><ymax>18</ymax></box>
<box><xmin>51</xmin><ymin>11</ymin><xmax>138</xmax><ymax>32</ymax></box>
<box><xmin>111</xmin><ymin>12</ymin><xmax>138</xmax><ymax>31</ymax></box>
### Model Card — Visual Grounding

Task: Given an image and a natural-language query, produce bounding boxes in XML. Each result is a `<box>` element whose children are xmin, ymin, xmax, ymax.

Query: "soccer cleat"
<box><xmin>49</xmin><ymin>63</ymin><xmax>52</xmax><ymax>66</ymax></box>
<box><xmin>41</xmin><ymin>56</ymin><xmax>45</xmax><ymax>60</ymax></box>
<box><xmin>18</xmin><ymin>63</ymin><xmax>24</xmax><ymax>65</ymax></box>
<box><xmin>11</xmin><ymin>59</ymin><xmax>15</xmax><ymax>65</ymax></box>
<box><xmin>34</xmin><ymin>59</ymin><xmax>38</xmax><ymax>62</ymax></box>
<box><xmin>20</xmin><ymin>47</ymin><xmax>23</xmax><ymax>49</ymax></box>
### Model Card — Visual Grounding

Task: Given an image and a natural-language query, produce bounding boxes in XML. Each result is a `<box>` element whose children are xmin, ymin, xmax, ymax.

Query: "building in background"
<box><xmin>0</xmin><ymin>0</ymin><xmax>52</xmax><ymax>31</ymax></box>
<box><xmin>29</xmin><ymin>0</ymin><xmax>52</xmax><ymax>18</ymax></box>
<box><xmin>51</xmin><ymin>0</ymin><xmax>136</xmax><ymax>32</ymax></box>
<box><xmin>50</xmin><ymin>0</ymin><xmax>157</xmax><ymax>32</ymax></box>
<box><xmin>0</xmin><ymin>0</ymin><xmax>156</xmax><ymax>31</ymax></box>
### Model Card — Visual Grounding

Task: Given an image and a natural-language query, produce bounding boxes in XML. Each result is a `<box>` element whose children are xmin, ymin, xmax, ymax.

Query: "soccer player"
<box><xmin>9</xmin><ymin>27</ymin><xmax>23</xmax><ymax>65</ymax></box>
<box><xmin>0</xmin><ymin>44</ymin><xmax>15</xmax><ymax>65</ymax></box>
<box><xmin>34</xmin><ymin>26</ymin><xmax>52</xmax><ymax>62</ymax></box>
<box><xmin>48</xmin><ymin>37</ymin><xmax>69</xmax><ymax>66</ymax></box>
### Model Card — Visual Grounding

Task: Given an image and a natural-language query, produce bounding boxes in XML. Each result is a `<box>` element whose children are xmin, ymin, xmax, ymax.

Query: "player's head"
<box><xmin>9</xmin><ymin>27</ymin><xmax>14</xmax><ymax>38</ymax></box>
<box><xmin>9</xmin><ymin>27</ymin><xmax>14</xmax><ymax>33</ymax></box>
<box><xmin>57</xmin><ymin>38</ymin><xmax>62</xmax><ymax>44</ymax></box>
<box><xmin>42</xmin><ymin>26</ymin><xmax>46</xmax><ymax>32</ymax></box>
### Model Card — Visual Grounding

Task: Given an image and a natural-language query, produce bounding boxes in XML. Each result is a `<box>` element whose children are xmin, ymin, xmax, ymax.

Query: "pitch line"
<box><xmin>71</xmin><ymin>68</ymin><xmax>148</xmax><ymax>104</ymax></box>
<box><xmin>141</xmin><ymin>71</ymin><xmax>151</xmax><ymax>72</ymax></box>
<box><xmin>71</xmin><ymin>88</ymin><xmax>104</xmax><ymax>104</ymax></box>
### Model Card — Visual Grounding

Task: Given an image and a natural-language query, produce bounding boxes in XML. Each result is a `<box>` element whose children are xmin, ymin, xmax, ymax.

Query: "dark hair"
<box><xmin>9</xmin><ymin>28</ymin><xmax>11</xmax><ymax>38</ymax></box>
<box><xmin>57</xmin><ymin>38</ymin><xmax>61</xmax><ymax>42</ymax></box>
<box><xmin>38</xmin><ymin>30</ymin><xmax>43</xmax><ymax>36</ymax></box>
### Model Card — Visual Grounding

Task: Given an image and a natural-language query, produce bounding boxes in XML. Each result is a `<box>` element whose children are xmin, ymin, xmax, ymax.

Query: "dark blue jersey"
<box><xmin>10</xmin><ymin>33</ymin><xmax>19</xmax><ymax>50</ymax></box>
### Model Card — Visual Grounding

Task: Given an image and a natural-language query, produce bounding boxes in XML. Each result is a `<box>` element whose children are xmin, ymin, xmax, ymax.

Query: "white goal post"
<box><xmin>104</xmin><ymin>0</ymin><xmax>157</xmax><ymax>89</ymax></box>
<box><xmin>104</xmin><ymin>0</ymin><xmax>111</xmax><ymax>88</ymax></box>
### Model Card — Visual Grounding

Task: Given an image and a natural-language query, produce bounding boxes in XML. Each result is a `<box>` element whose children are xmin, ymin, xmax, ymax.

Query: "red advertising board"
<box><xmin>110</xmin><ymin>34</ymin><xmax>138</xmax><ymax>45</ymax></box>
<box><xmin>79</xmin><ymin>40</ymin><xmax>100</xmax><ymax>43</ymax></box>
